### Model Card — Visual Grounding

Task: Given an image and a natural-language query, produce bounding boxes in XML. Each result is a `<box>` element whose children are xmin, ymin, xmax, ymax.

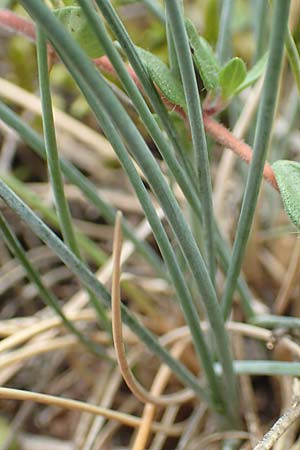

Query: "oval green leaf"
<box><xmin>185</xmin><ymin>18</ymin><xmax>220</xmax><ymax>91</ymax></box>
<box><xmin>219</xmin><ymin>57</ymin><xmax>247</xmax><ymax>99</ymax></box>
<box><xmin>135</xmin><ymin>47</ymin><xmax>186</xmax><ymax>108</ymax></box>
<box><xmin>53</xmin><ymin>6</ymin><xmax>104</xmax><ymax>58</ymax></box>
<box><xmin>272</xmin><ymin>159</ymin><xmax>300</xmax><ymax>229</ymax></box>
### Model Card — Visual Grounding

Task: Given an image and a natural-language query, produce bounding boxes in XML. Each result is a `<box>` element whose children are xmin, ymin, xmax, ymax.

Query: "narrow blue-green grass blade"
<box><xmin>215</xmin><ymin>227</ymin><xmax>255</xmax><ymax>320</ymax></box>
<box><xmin>165</xmin><ymin>6</ymin><xmax>180</xmax><ymax>79</ymax></box>
<box><xmin>36</xmin><ymin>26</ymin><xmax>79</xmax><ymax>257</ymax></box>
<box><xmin>0</xmin><ymin>177</ymin><xmax>209</xmax><ymax>403</ymax></box>
<box><xmin>0</xmin><ymin>101</ymin><xmax>166</xmax><ymax>279</ymax></box>
<box><xmin>165</xmin><ymin>0</ymin><xmax>216</xmax><ymax>285</ymax></box>
<box><xmin>272</xmin><ymin>160</ymin><xmax>300</xmax><ymax>229</ymax></box>
<box><xmin>251</xmin><ymin>315</ymin><xmax>300</xmax><ymax>330</ymax></box>
<box><xmin>143</xmin><ymin>0</ymin><xmax>165</xmax><ymax>23</ymax></box>
<box><xmin>36</xmin><ymin>26</ymin><xmax>110</xmax><ymax>332</ymax></box>
<box><xmin>0</xmin><ymin>210</ymin><xmax>108</xmax><ymax>359</ymax></box>
<box><xmin>215</xmin><ymin>361</ymin><xmax>300</xmax><ymax>377</ymax></box>
<box><xmin>21</xmin><ymin>1</ymin><xmax>237</xmax><ymax>422</ymax></box>
<box><xmin>221</xmin><ymin>0</ymin><xmax>291</xmax><ymax>320</ymax></box>
<box><xmin>216</xmin><ymin>0</ymin><xmax>234</xmax><ymax>65</ymax></box>
<box><xmin>252</xmin><ymin>0</ymin><xmax>268</xmax><ymax>63</ymax></box>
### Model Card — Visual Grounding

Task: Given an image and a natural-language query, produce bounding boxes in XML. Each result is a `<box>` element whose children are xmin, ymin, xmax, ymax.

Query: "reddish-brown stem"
<box><xmin>0</xmin><ymin>10</ymin><xmax>36</xmax><ymax>41</ymax></box>
<box><xmin>93</xmin><ymin>55</ymin><xmax>142</xmax><ymax>89</ymax></box>
<box><xmin>203</xmin><ymin>113</ymin><xmax>279</xmax><ymax>191</ymax></box>
<box><xmin>0</xmin><ymin>9</ymin><xmax>278</xmax><ymax>191</ymax></box>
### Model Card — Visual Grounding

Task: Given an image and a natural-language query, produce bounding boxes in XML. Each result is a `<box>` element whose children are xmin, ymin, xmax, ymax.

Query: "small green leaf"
<box><xmin>235</xmin><ymin>53</ymin><xmax>268</xmax><ymax>94</ymax></box>
<box><xmin>53</xmin><ymin>6</ymin><xmax>104</xmax><ymax>58</ymax></box>
<box><xmin>185</xmin><ymin>19</ymin><xmax>220</xmax><ymax>91</ymax></box>
<box><xmin>135</xmin><ymin>47</ymin><xmax>186</xmax><ymax>108</ymax></box>
<box><xmin>272</xmin><ymin>160</ymin><xmax>300</xmax><ymax>229</ymax></box>
<box><xmin>219</xmin><ymin>57</ymin><xmax>247</xmax><ymax>99</ymax></box>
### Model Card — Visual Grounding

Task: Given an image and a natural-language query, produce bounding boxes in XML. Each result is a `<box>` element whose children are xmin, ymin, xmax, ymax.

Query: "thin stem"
<box><xmin>203</xmin><ymin>114</ymin><xmax>278</xmax><ymax>190</ymax></box>
<box><xmin>165</xmin><ymin>0</ymin><xmax>216</xmax><ymax>280</ymax></box>
<box><xmin>221</xmin><ymin>0</ymin><xmax>291</xmax><ymax>320</ymax></box>
<box><xmin>37</xmin><ymin>26</ymin><xmax>111</xmax><ymax>332</ymax></box>
<box><xmin>252</xmin><ymin>0</ymin><xmax>269</xmax><ymax>63</ymax></box>
<box><xmin>36</xmin><ymin>26</ymin><xmax>79</xmax><ymax>255</ymax></box>
<box><xmin>251</xmin><ymin>315</ymin><xmax>300</xmax><ymax>330</ymax></box>
<box><xmin>216</xmin><ymin>361</ymin><xmax>300</xmax><ymax>377</ymax></box>
<box><xmin>112</xmin><ymin>212</ymin><xmax>194</xmax><ymax>406</ymax></box>
<box><xmin>0</xmin><ymin>387</ymin><xmax>183</xmax><ymax>434</ymax></box>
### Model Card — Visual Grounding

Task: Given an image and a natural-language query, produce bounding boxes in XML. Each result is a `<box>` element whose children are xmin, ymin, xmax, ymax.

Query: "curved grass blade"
<box><xmin>0</xmin><ymin>177</ymin><xmax>209</xmax><ymax>403</ymax></box>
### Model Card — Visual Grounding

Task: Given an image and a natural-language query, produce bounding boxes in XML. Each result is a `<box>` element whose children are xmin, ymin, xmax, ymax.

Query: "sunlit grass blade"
<box><xmin>0</xmin><ymin>177</ymin><xmax>208</xmax><ymax>402</ymax></box>
<box><xmin>0</xmin><ymin>210</ymin><xmax>108</xmax><ymax>359</ymax></box>
<box><xmin>221</xmin><ymin>0</ymin><xmax>291</xmax><ymax>320</ymax></box>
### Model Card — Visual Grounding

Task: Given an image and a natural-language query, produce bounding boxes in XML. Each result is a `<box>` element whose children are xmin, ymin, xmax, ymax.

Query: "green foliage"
<box><xmin>135</xmin><ymin>47</ymin><xmax>186</xmax><ymax>108</ymax></box>
<box><xmin>234</xmin><ymin>52</ymin><xmax>268</xmax><ymax>94</ymax></box>
<box><xmin>185</xmin><ymin>18</ymin><xmax>220</xmax><ymax>91</ymax></box>
<box><xmin>219</xmin><ymin>56</ymin><xmax>247</xmax><ymax>99</ymax></box>
<box><xmin>54</xmin><ymin>6</ymin><xmax>104</xmax><ymax>57</ymax></box>
<box><xmin>272</xmin><ymin>160</ymin><xmax>300</xmax><ymax>229</ymax></box>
